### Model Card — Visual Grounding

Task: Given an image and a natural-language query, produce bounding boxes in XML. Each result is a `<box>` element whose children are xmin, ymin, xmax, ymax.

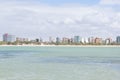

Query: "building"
<box><xmin>62</xmin><ymin>37</ymin><xmax>69</xmax><ymax>44</ymax></box>
<box><xmin>56</xmin><ymin>37</ymin><xmax>61</xmax><ymax>44</ymax></box>
<box><xmin>16</xmin><ymin>37</ymin><xmax>28</xmax><ymax>42</ymax></box>
<box><xmin>94</xmin><ymin>37</ymin><xmax>102</xmax><ymax>44</ymax></box>
<box><xmin>39</xmin><ymin>38</ymin><xmax>43</xmax><ymax>43</ymax></box>
<box><xmin>81</xmin><ymin>37</ymin><xmax>85</xmax><ymax>43</ymax></box>
<box><xmin>16</xmin><ymin>37</ymin><xmax>21</xmax><ymax>42</ymax></box>
<box><xmin>88</xmin><ymin>37</ymin><xmax>95</xmax><ymax>44</ymax></box>
<box><xmin>70</xmin><ymin>38</ymin><xmax>74</xmax><ymax>44</ymax></box>
<box><xmin>84</xmin><ymin>38</ymin><xmax>89</xmax><ymax>43</ymax></box>
<box><xmin>3</xmin><ymin>33</ymin><xmax>15</xmax><ymax>42</ymax></box>
<box><xmin>74</xmin><ymin>36</ymin><xmax>80</xmax><ymax>43</ymax></box>
<box><xmin>116</xmin><ymin>36</ymin><xmax>120</xmax><ymax>44</ymax></box>
<box><xmin>36</xmin><ymin>38</ymin><xmax>39</xmax><ymax>42</ymax></box>
<box><xmin>49</xmin><ymin>37</ymin><xmax>54</xmax><ymax>43</ymax></box>
<box><xmin>105</xmin><ymin>38</ymin><xmax>112</xmax><ymax>45</ymax></box>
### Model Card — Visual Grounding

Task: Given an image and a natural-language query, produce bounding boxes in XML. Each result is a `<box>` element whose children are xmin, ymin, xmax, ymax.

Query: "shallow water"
<box><xmin>0</xmin><ymin>46</ymin><xmax>120</xmax><ymax>80</ymax></box>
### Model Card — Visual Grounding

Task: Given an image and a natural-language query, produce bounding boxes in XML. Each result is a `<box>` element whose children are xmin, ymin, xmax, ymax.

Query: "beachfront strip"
<box><xmin>0</xmin><ymin>33</ymin><xmax>120</xmax><ymax>45</ymax></box>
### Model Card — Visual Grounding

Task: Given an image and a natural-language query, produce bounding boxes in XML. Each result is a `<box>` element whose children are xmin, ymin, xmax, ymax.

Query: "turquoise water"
<box><xmin>0</xmin><ymin>46</ymin><xmax>120</xmax><ymax>80</ymax></box>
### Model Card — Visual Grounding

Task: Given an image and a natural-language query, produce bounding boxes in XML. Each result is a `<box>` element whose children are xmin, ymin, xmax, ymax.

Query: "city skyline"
<box><xmin>0</xmin><ymin>33</ymin><xmax>120</xmax><ymax>41</ymax></box>
<box><xmin>0</xmin><ymin>0</ymin><xmax>120</xmax><ymax>40</ymax></box>
<box><xmin>1</xmin><ymin>33</ymin><xmax>120</xmax><ymax>42</ymax></box>
<box><xmin>1</xmin><ymin>33</ymin><xmax>120</xmax><ymax>45</ymax></box>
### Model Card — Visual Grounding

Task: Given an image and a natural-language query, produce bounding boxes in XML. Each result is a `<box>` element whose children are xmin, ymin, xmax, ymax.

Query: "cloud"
<box><xmin>0</xmin><ymin>2</ymin><xmax>120</xmax><ymax>40</ymax></box>
<box><xmin>100</xmin><ymin>0</ymin><xmax>120</xmax><ymax>5</ymax></box>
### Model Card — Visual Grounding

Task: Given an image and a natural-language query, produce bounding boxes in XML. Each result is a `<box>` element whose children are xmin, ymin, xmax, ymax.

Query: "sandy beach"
<box><xmin>0</xmin><ymin>44</ymin><xmax>120</xmax><ymax>47</ymax></box>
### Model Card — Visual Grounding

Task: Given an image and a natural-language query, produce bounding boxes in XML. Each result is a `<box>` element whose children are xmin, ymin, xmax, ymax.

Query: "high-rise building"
<box><xmin>81</xmin><ymin>37</ymin><xmax>85</xmax><ymax>43</ymax></box>
<box><xmin>116</xmin><ymin>36</ymin><xmax>120</xmax><ymax>44</ymax></box>
<box><xmin>94</xmin><ymin>37</ymin><xmax>102</xmax><ymax>44</ymax></box>
<box><xmin>49</xmin><ymin>37</ymin><xmax>54</xmax><ymax>43</ymax></box>
<box><xmin>3</xmin><ymin>33</ymin><xmax>15</xmax><ymax>42</ymax></box>
<box><xmin>84</xmin><ymin>38</ymin><xmax>89</xmax><ymax>43</ymax></box>
<box><xmin>36</xmin><ymin>38</ymin><xmax>39</xmax><ymax>42</ymax></box>
<box><xmin>105</xmin><ymin>38</ymin><xmax>112</xmax><ymax>45</ymax></box>
<box><xmin>74</xmin><ymin>36</ymin><xmax>80</xmax><ymax>43</ymax></box>
<box><xmin>88</xmin><ymin>37</ymin><xmax>95</xmax><ymax>44</ymax></box>
<box><xmin>70</xmin><ymin>38</ymin><xmax>74</xmax><ymax>44</ymax></box>
<box><xmin>56</xmin><ymin>37</ymin><xmax>61</xmax><ymax>44</ymax></box>
<box><xmin>62</xmin><ymin>37</ymin><xmax>69</xmax><ymax>44</ymax></box>
<box><xmin>40</xmin><ymin>38</ymin><xmax>43</xmax><ymax>43</ymax></box>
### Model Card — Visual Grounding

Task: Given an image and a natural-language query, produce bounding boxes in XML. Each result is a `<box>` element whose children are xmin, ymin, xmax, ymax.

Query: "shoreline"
<box><xmin>0</xmin><ymin>45</ymin><xmax>120</xmax><ymax>47</ymax></box>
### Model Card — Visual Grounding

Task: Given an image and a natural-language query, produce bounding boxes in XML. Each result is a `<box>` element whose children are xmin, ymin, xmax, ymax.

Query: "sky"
<box><xmin>0</xmin><ymin>0</ymin><xmax>120</xmax><ymax>40</ymax></box>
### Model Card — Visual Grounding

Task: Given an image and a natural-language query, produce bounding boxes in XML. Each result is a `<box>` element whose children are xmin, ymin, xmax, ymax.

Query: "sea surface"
<box><xmin>0</xmin><ymin>46</ymin><xmax>120</xmax><ymax>80</ymax></box>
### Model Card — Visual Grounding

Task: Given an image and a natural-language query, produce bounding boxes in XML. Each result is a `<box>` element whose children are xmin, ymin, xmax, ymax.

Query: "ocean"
<box><xmin>0</xmin><ymin>46</ymin><xmax>120</xmax><ymax>80</ymax></box>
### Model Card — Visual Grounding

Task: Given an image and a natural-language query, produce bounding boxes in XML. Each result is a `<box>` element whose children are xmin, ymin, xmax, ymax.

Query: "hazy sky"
<box><xmin>0</xmin><ymin>0</ymin><xmax>120</xmax><ymax>40</ymax></box>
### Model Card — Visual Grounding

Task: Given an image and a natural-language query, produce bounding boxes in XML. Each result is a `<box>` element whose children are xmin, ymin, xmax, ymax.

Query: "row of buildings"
<box><xmin>3</xmin><ymin>33</ymin><xmax>28</xmax><ymax>42</ymax></box>
<box><xmin>2</xmin><ymin>33</ymin><xmax>120</xmax><ymax>45</ymax></box>
<box><xmin>55</xmin><ymin>36</ymin><xmax>113</xmax><ymax>45</ymax></box>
